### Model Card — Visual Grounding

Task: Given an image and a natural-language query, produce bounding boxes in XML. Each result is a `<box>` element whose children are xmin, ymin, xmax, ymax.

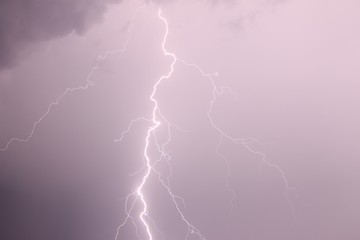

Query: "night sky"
<box><xmin>1</xmin><ymin>0</ymin><xmax>360</xmax><ymax>239</ymax></box>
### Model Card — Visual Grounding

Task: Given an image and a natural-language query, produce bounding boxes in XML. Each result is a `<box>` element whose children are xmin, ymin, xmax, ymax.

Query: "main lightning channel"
<box><xmin>135</xmin><ymin>8</ymin><xmax>177</xmax><ymax>240</ymax></box>
<box><xmin>117</xmin><ymin>5</ymin><xmax>296</xmax><ymax>239</ymax></box>
<box><xmin>116</xmin><ymin>8</ymin><xmax>206</xmax><ymax>240</ymax></box>
<box><xmin>0</xmin><ymin>3</ymin><xmax>296</xmax><ymax>239</ymax></box>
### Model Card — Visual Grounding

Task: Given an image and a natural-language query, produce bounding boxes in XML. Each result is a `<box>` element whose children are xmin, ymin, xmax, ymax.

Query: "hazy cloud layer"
<box><xmin>0</xmin><ymin>0</ymin><xmax>123</xmax><ymax>69</ymax></box>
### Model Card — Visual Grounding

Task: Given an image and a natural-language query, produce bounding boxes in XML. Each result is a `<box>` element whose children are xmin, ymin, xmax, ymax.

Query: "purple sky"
<box><xmin>1</xmin><ymin>0</ymin><xmax>360</xmax><ymax>239</ymax></box>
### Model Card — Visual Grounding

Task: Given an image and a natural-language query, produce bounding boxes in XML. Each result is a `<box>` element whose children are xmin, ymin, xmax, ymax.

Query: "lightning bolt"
<box><xmin>1</xmin><ymin>3</ymin><xmax>296</xmax><ymax>240</ymax></box>
<box><xmin>116</xmin><ymin>5</ymin><xmax>296</xmax><ymax>239</ymax></box>
<box><xmin>115</xmin><ymin>7</ymin><xmax>205</xmax><ymax>240</ymax></box>
<box><xmin>135</xmin><ymin>9</ymin><xmax>175</xmax><ymax>240</ymax></box>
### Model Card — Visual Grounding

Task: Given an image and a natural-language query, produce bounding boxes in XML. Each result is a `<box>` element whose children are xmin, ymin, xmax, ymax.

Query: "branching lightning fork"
<box><xmin>1</xmin><ymin>3</ymin><xmax>296</xmax><ymax>240</ymax></box>
<box><xmin>178</xmin><ymin>59</ymin><xmax>296</xmax><ymax>219</ymax></box>
<box><xmin>115</xmin><ymin>8</ymin><xmax>205</xmax><ymax>240</ymax></box>
<box><xmin>116</xmin><ymin>6</ymin><xmax>296</xmax><ymax>239</ymax></box>
<box><xmin>0</xmin><ymin>4</ymin><xmax>145</xmax><ymax>151</ymax></box>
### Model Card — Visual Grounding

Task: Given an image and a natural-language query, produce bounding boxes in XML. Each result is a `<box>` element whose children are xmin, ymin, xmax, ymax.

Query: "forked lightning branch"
<box><xmin>0</xmin><ymin>3</ymin><xmax>295</xmax><ymax>240</ymax></box>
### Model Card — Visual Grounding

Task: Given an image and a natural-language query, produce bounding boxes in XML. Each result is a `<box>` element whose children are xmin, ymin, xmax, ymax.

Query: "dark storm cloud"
<box><xmin>0</xmin><ymin>0</ymin><xmax>122</xmax><ymax>69</ymax></box>
<box><xmin>0</xmin><ymin>0</ymin><xmax>291</xmax><ymax>70</ymax></box>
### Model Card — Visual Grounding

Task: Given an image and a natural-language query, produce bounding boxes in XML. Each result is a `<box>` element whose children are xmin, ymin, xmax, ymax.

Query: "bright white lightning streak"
<box><xmin>134</xmin><ymin>8</ymin><xmax>178</xmax><ymax>240</ymax></box>
<box><xmin>117</xmin><ymin>5</ymin><xmax>296</xmax><ymax>240</ymax></box>
<box><xmin>116</xmin><ymin>7</ymin><xmax>205</xmax><ymax>240</ymax></box>
<box><xmin>0</xmin><ymin>2</ymin><xmax>296</xmax><ymax>239</ymax></box>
